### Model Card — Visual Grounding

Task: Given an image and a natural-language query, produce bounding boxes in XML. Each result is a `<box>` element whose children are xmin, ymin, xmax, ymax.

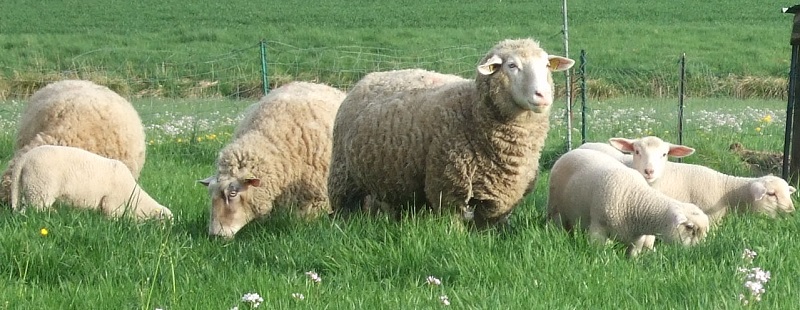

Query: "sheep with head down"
<box><xmin>328</xmin><ymin>38</ymin><xmax>574</xmax><ymax>229</ymax></box>
<box><xmin>199</xmin><ymin>81</ymin><xmax>345</xmax><ymax>238</ymax></box>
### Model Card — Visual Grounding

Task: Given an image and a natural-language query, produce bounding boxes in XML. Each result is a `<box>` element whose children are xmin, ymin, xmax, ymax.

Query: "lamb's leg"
<box><xmin>627</xmin><ymin>235</ymin><xmax>652</xmax><ymax>257</ymax></box>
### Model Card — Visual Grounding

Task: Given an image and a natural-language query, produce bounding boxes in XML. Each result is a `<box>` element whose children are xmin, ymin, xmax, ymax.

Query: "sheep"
<box><xmin>583</xmin><ymin>139</ymin><xmax>796</xmax><ymax>224</ymax></box>
<box><xmin>328</xmin><ymin>38</ymin><xmax>575</xmax><ymax>229</ymax></box>
<box><xmin>547</xmin><ymin>149</ymin><xmax>709</xmax><ymax>257</ymax></box>
<box><xmin>0</xmin><ymin>80</ymin><xmax>146</xmax><ymax>204</ymax></box>
<box><xmin>10</xmin><ymin>145</ymin><xmax>171</xmax><ymax>220</ymax></box>
<box><xmin>198</xmin><ymin>81</ymin><xmax>345</xmax><ymax>238</ymax></box>
<box><xmin>651</xmin><ymin>162</ymin><xmax>796</xmax><ymax>224</ymax></box>
<box><xmin>607</xmin><ymin>136</ymin><xmax>695</xmax><ymax>183</ymax></box>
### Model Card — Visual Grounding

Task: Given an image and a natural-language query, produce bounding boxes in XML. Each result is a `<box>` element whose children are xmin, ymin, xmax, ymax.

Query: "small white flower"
<box><xmin>230</xmin><ymin>307</ymin><xmax>239</xmax><ymax>310</ymax></box>
<box><xmin>291</xmin><ymin>293</ymin><xmax>305</xmax><ymax>300</ymax></box>
<box><xmin>241</xmin><ymin>292</ymin><xmax>263</xmax><ymax>308</ymax></box>
<box><xmin>426</xmin><ymin>276</ymin><xmax>442</xmax><ymax>286</ymax></box>
<box><xmin>439</xmin><ymin>295</ymin><xmax>450</xmax><ymax>306</ymax></box>
<box><xmin>742</xmin><ymin>249</ymin><xmax>757</xmax><ymax>262</ymax></box>
<box><xmin>305</xmin><ymin>271</ymin><xmax>322</xmax><ymax>283</ymax></box>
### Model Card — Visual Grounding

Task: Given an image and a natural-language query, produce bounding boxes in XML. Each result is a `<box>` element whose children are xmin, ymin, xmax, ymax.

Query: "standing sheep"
<box><xmin>10</xmin><ymin>145</ymin><xmax>171</xmax><ymax>220</ymax></box>
<box><xmin>547</xmin><ymin>149</ymin><xmax>709</xmax><ymax>257</ymax></box>
<box><xmin>1</xmin><ymin>80</ymin><xmax>146</xmax><ymax>204</ymax></box>
<box><xmin>329</xmin><ymin>38</ymin><xmax>574</xmax><ymax>229</ymax></box>
<box><xmin>198</xmin><ymin>82</ymin><xmax>345</xmax><ymax>238</ymax></box>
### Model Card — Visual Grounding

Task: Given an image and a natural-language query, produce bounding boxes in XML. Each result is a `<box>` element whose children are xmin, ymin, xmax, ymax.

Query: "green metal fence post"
<box><xmin>260</xmin><ymin>40</ymin><xmax>269</xmax><ymax>95</ymax></box>
<box><xmin>580</xmin><ymin>49</ymin><xmax>587</xmax><ymax>144</ymax></box>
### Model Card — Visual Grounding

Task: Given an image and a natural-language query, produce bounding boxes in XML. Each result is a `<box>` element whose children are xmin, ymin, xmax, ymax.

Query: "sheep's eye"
<box><xmin>662</xmin><ymin>153</ymin><xmax>668</xmax><ymax>157</ymax></box>
<box><xmin>635</xmin><ymin>150</ymin><xmax>640</xmax><ymax>155</ymax></box>
<box><xmin>507</xmin><ymin>63</ymin><xmax>518</xmax><ymax>69</ymax></box>
<box><xmin>767</xmin><ymin>192</ymin><xmax>777</xmax><ymax>197</ymax></box>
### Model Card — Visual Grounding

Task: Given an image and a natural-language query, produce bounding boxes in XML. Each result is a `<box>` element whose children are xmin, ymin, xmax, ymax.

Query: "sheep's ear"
<box><xmin>477</xmin><ymin>55</ymin><xmax>503</xmax><ymax>75</ymax></box>
<box><xmin>789</xmin><ymin>186</ymin><xmax>797</xmax><ymax>194</ymax></box>
<box><xmin>667</xmin><ymin>144</ymin><xmax>695</xmax><ymax>158</ymax></box>
<box><xmin>243</xmin><ymin>177</ymin><xmax>261</xmax><ymax>188</ymax></box>
<box><xmin>672</xmin><ymin>212</ymin><xmax>689</xmax><ymax>226</ymax></box>
<box><xmin>548</xmin><ymin>55</ymin><xmax>575</xmax><ymax>72</ymax></box>
<box><xmin>608</xmin><ymin>138</ymin><xmax>635</xmax><ymax>153</ymax></box>
<box><xmin>198</xmin><ymin>176</ymin><xmax>215</xmax><ymax>187</ymax></box>
<box><xmin>750</xmin><ymin>182</ymin><xmax>768</xmax><ymax>201</ymax></box>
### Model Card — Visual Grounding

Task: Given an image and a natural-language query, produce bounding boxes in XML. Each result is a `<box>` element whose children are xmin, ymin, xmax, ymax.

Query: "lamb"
<box><xmin>198</xmin><ymin>81</ymin><xmax>345</xmax><ymax>238</ymax></box>
<box><xmin>10</xmin><ymin>145</ymin><xmax>171</xmax><ymax>220</ymax></box>
<box><xmin>583</xmin><ymin>139</ymin><xmax>796</xmax><ymax>223</ymax></box>
<box><xmin>651</xmin><ymin>162</ymin><xmax>796</xmax><ymax>224</ymax></box>
<box><xmin>547</xmin><ymin>149</ymin><xmax>710</xmax><ymax>257</ymax></box>
<box><xmin>328</xmin><ymin>38</ymin><xmax>574</xmax><ymax>229</ymax></box>
<box><xmin>1</xmin><ymin>80</ymin><xmax>147</xmax><ymax>204</ymax></box>
<box><xmin>607</xmin><ymin>136</ymin><xmax>695</xmax><ymax>183</ymax></box>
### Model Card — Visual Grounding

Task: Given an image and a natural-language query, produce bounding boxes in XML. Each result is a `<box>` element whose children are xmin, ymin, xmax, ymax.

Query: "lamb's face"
<box><xmin>748</xmin><ymin>176</ymin><xmax>797</xmax><ymax>217</ymax></box>
<box><xmin>609</xmin><ymin>136</ymin><xmax>695</xmax><ymax>183</ymax></box>
<box><xmin>476</xmin><ymin>40</ymin><xmax>574</xmax><ymax>113</ymax></box>
<box><xmin>667</xmin><ymin>202</ymin><xmax>709</xmax><ymax>247</ymax></box>
<box><xmin>198</xmin><ymin>174</ymin><xmax>262</xmax><ymax>238</ymax></box>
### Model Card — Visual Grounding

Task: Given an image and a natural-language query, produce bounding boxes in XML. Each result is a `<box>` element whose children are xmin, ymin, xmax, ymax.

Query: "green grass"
<box><xmin>0</xmin><ymin>0</ymin><xmax>794</xmax><ymax>98</ymax></box>
<box><xmin>0</xmin><ymin>97</ymin><xmax>797</xmax><ymax>308</ymax></box>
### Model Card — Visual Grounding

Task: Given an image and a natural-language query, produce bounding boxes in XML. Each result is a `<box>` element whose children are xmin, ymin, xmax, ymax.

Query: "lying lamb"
<box><xmin>607</xmin><ymin>136</ymin><xmax>695</xmax><ymax>183</ymax></box>
<box><xmin>547</xmin><ymin>148</ymin><xmax>709</xmax><ymax>257</ymax></box>
<box><xmin>10</xmin><ymin>145</ymin><xmax>172</xmax><ymax>220</ymax></box>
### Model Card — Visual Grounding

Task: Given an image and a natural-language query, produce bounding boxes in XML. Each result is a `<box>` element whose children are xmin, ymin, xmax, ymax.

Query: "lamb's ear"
<box><xmin>667</xmin><ymin>144</ymin><xmax>695</xmax><ymax>158</ymax></box>
<box><xmin>750</xmin><ymin>182</ymin><xmax>768</xmax><ymax>201</ymax></box>
<box><xmin>198</xmin><ymin>176</ymin><xmax>215</xmax><ymax>187</ymax></box>
<box><xmin>477</xmin><ymin>55</ymin><xmax>503</xmax><ymax>75</ymax></box>
<box><xmin>789</xmin><ymin>186</ymin><xmax>797</xmax><ymax>194</ymax></box>
<box><xmin>548</xmin><ymin>55</ymin><xmax>575</xmax><ymax>72</ymax></box>
<box><xmin>608</xmin><ymin>138</ymin><xmax>635</xmax><ymax>153</ymax></box>
<box><xmin>672</xmin><ymin>212</ymin><xmax>689</xmax><ymax>226</ymax></box>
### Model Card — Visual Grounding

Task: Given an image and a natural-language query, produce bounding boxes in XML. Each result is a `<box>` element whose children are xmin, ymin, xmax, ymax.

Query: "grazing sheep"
<box><xmin>729</xmin><ymin>142</ymin><xmax>783</xmax><ymax>176</ymax></box>
<box><xmin>329</xmin><ymin>38</ymin><xmax>574</xmax><ymax>229</ymax></box>
<box><xmin>0</xmin><ymin>80</ymin><xmax>146</xmax><ymax>204</ymax></box>
<box><xmin>651</xmin><ymin>162</ymin><xmax>796</xmax><ymax>223</ymax></box>
<box><xmin>10</xmin><ymin>145</ymin><xmax>171</xmax><ymax>220</ymax></box>
<box><xmin>608</xmin><ymin>136</ymin><xmax>695</xmax><ymax>183</ymax></box>
<box><xmin>547</xmin><ymin>149</ymin><xmax>709</xmax><ymax>257</ymax></box>
<box><xmin>198</xmin><ymin>82</ymin><xmax>345</xmax><ymax>238</ymax></box>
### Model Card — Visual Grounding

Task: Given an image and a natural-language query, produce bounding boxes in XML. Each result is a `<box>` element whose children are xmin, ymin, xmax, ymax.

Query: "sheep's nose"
<box><xmin>644</xmin><ymin>168</ymin><xmax>654</xmax><ymax>176</ymax></box>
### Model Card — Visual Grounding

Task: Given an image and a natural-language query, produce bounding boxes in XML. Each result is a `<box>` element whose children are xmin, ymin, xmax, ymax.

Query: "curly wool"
<box><xmin>205</xmin><ymin>82</ymin><xmax>344</xmax><ymax>235</ymax></box>
<box><xmin>329</xmin><ymin>39</ymin><xmax>558</xmax><ymax>228</ymax></box>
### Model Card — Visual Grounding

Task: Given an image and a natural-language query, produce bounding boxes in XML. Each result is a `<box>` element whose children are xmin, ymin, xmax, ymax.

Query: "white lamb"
<box><xmin>10</xmin><ymin>145</ymin><xmax>172</xmax><ymax>220</ymax></box>
<box><xmin>329</xmin><ymin>38</ymin><xmax>574</xmax><ymax>229</ymax></box>
<box><xmin>582</xmin><ymin>139</ymin><xmax>797</xmax><ymax>223</ymax></box>
<box><xmin>607</xmin><ymin>136</ymin><xmax>695</xmax><ymax>183</ymax></box>
<box><xmin>547</xmin><ymin>149</ymin><xmax>709</xmax><ymax>257</ymax></box>
<box><xmin>651</xmin><ymin>162</ymin><xmax>796</xmax><ymax>223</ymax></box>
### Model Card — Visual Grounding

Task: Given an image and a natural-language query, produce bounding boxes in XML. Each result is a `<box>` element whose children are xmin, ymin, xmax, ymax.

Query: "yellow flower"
<box><xmin>196</xmin><ymin>137</ymin><xmax>204</xmax><ymax>142</ymax></box>
<box><xmin>40</xmin><ymin>228</ymin><xmax>48</xmax><ymax>237</ymax></box>
<box><xmin>762</xmin><ymin>115</ymin><xmax>772</xmax><ymax>123</ymax></box>
<box><xmin>176</xmin><ymin>138</ymin><xmax>183</xmax><ymax>143</ymax></box>
<box><xmin>755</xmin><ymin>127</ymin><xmax>762</xmax><ymax>132</ymax></box>
<box><xmin>206</xmin><ymin>134</ymin><xmax>217</xmax><ymax>140</ymax></box>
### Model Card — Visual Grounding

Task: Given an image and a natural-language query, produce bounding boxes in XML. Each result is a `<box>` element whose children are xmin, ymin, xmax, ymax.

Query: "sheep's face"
<box><xmin>609</xmin><ymin>136</ymin><xmax>695</xmax><ymax>183</ymax></box>
<box><xmin>748</xmin><ymin>176</ymin><xmax>797</xmax><ymax>217</ymax></box>
<box><xmin>477</xmin><ymin>39</ymin><xmax>573</xmax><ymax>113</ymax></box>
<box><xmin>198</xmin><ymin>174</ymin><xmax>262</xmax><ymax>238</ymax></box>
<box><xmin>668</xmin><ymin>203</ymin><xmax>709</xmax><ymax>246</ymax></box>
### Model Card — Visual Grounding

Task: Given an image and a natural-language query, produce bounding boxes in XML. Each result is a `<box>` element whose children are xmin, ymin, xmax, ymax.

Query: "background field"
<box><xmin>0</xmin><ymin>0</ymin><xmax>794</xmax><ymax>98</ymax></box>
<box><xmin>1</xmin><ymin>0</ymin><xmax>799</xmax><ymax>309</ymax></box>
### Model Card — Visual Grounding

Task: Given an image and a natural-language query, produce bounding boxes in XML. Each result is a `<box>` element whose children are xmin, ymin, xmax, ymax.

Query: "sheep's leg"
<box><xmin>469</xmin><ymin>198</ymin><xmax>512</xmax><ymax>232</ymax></box>
<box><xmin>327</xmin><ymin>160</ymin><xmax>366</xmax><ymax>218</ymax></box>
<box><xmin>587</xmin><ymin>224</ymin><xmax>609</xmax><ymax>246</ymax></box>
<box><xmin>627</xmin><ymin>235</ymin><xmax>653</xmax><ymax>257</ymax></box>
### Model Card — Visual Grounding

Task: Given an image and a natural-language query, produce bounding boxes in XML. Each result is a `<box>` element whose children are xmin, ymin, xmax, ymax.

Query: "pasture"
<box><xmin>0</xmin><ymin>97</ymin><xmax>796</xmax><ymax>309</ymax></box>
<box><xmin>1</xmin><ymin>0</ymin><xmax>799</xmax><ymax>308</ymax></box>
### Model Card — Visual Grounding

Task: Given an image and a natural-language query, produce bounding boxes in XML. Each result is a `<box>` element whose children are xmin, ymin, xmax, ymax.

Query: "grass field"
<box><xmin>0</xmin><ymin>97</ymin><xmax>796</xmax><ymax>309</ymax></box>
<box><xmin>0</xmin><ymin>0</ymin><xmax>794</xmax><ymax>98</ymax></box>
